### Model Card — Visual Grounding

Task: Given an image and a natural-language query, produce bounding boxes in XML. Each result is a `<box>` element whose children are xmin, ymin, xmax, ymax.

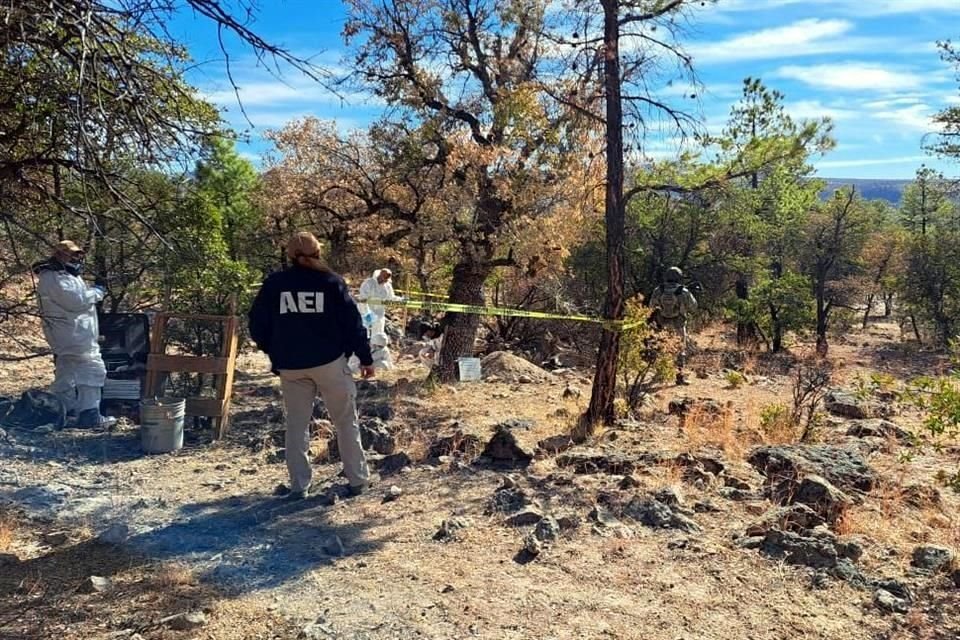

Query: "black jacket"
<box><xmin>248</xmin><ymin>265</ymin><xmax>373</xmax><ymax>372</ymax></box>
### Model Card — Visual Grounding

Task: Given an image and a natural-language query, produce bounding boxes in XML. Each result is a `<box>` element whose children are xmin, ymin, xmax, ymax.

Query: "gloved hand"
<box><xmin>92</xmin><ymin>284</ymin><xmax>107</xmax><ymax>300</ymax></box>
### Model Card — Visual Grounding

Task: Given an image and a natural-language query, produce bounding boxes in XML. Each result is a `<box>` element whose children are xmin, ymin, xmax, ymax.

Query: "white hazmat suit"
<box><xmin>36</xmin><ymin>266</ymin><xmax>108</xmax><ymax>419</ymax></box>
<box><xmin>357</xmin><ymin>269</ymin><xmax>402</xmax><ymax>337</ymax></box>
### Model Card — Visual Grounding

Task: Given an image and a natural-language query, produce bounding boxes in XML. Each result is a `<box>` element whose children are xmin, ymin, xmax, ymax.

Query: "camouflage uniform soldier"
<box><xmin>649</xmin><ymin>267</ymin><xmax>698</xmax><ymax>385</ymax></box>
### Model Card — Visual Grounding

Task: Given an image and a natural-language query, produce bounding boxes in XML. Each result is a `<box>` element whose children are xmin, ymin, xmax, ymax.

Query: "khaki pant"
<box><xmin>278</xmin><ymin>357</ymin><xmax>369</xmax><ymax>492</ymax></box>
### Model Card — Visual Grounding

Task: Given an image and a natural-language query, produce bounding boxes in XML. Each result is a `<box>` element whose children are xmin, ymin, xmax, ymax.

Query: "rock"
<box><xmin>359</xmin><ymin>418</ymin><xmax>396</xmax><ymax>455</ymax></box>
<box><xmin>522</xmin><ymin>533</ymin><xmax>542</xmax><ymax>556</ymax></box>
<box><xmin>824</xmin><ymin>390</ymin><xmax>891</xmax><ymax>420</ymax></box>
<box><xmin>693</xmin><ymin>500</ymin><xmax>722</xmax><ymax>514</ymax></box>
<box><xmin>383</xmin><ymin>485</ymin><xmax>403</xmax><ymax>503</ymax></box>
<box><xmin>785</xmin><ymin>474</ymin><xmax>852</xmax><ymax>525</ymax></box>
<box><xmin>667</xmin><ymin>397</ymin><xmax>727</xmax><ymax>417</ymax></box>
<box><xmin>362</xmin><ymin>402</ymin><xmax>396</xmax><ymax>421</ymax></box>
<box><xmin>98</xmin><ymin>523</ymin><xmax>129</xmax><ymax>545</ymax></box>
<box><xmin>618</xmin><ymin>475</ymin><xmax>641</xmax><ymax>490</ymax></box>
<box><xmin>429</xmin><ymin>431</ymin><xmax>484</xmax><ymax>459</ymax></box>
<box><xmin>299</xmin><ymin>621</ymin><xmax>337</xmax><ymax>640</ymax></box>
<box><xmin>537</xmin><ymin>434</ymin><xmax>575</xmax><ymax>454</ymax></box>
<box><xmin>910</xmin><ymin>545</ymin><xmax>955</xmax><ymax>573</ymax></box>
<box><xmin>589</xmin><ymin>504</ymin><xmax>622</xmax><ymax>528</ymax></box>
<box><xmin>557</xmin><ymin>514</ymin><xmax>582</xmax><ymax>530</ymax></box>
<box><xmin>434</xmin><ymin>518</ymin><xmax>469</xmax><ymax>541</ymax></box>
<box><xmin>902</xmin><ymin>484</ymin><xmax>942</xmax><ymax>509</ymax></box>
<box><xmin>623</xmin><ymin>496</ymin><xmax>701</xmax><ymax>533</ymax></box>
<box><xmin>168</xmin><ymin>611</ymin><xmax>207</xmax><ymax>631</ymax></box>
<box><xmin>760</xmin><ymin>528</ymin><xmax>839</xmax><ymax>569</ymax></box>
<box><xmin>488</xmin><ymin>486</ymin><xmax>531</xmax><ymax>514</ymax></box>
<box><xmin>499</xmin><ymin>474</ymin><xmax>520</xmax><ymax>490</ymax></box>
<box><xmin>748</xmin><ymin>445</ymin><xmax>877</xmax><ymax>493</ymax></box>
<box><xmin>675</xmin><ymin>452</ymin><xmax>725</xmax><ymax>475</ymax></box>
<box><xmin>555</xmin><ymin>449</ymin><xmax>641</xmax><ymax>475</ymax></box>
<box><xmin>846</xmin><ymin>419</ymin><xmax>912</xmax><ymax>442</ymax></box>
<box><xmin>481</xmin><ymin>423</ymin><xmax>535</xmax><ymax>467</ymax></box>
<box><xmin>322</xmin><ymin>535</ymin><xmax>345</xmax><ymax>557</ymax></box>
<box><xmin>873</xmin><ymin>578</ymin><xmax>913</xmax><ymax>602</ymax></box>
<box><xmin>374</xmin><ymin>451</ymin><xmax>412</xmax><ymax>476</ymax></box>
<box><xmin>562</xmin><ymin>386</ymin><xmax>581</xmax><ymax>400</ymax></box>
<box><xmin>81</xmin><ymin>576</ymin><xmax>111</xmax><ymax>593</ymax></box>
<box><xmin>653</xmin><ymin>487</ymin><xmax>685</xmax><ymax>508</ymax></box>
<box><xmin>517</xmin><ymin>375</ymin><xmax>534</xmax><ymax>384</ymax></box>
<box><xmin>719</xmin><ymin>487</ymin><xmax>756</xmax><ymax>501</ymax></box>
<box><xmin>746</xmin><ymin>503</ymin><xmax>826</xmax><ymax>537</ymax></box>
<box><xmin>951</xmin><ymin>568</ymin><xmax>960</xmax><ymax>588</ymax></box>
<box><xmin>43</xmin><ymin>530</ymin><xmax>70</xmax><ymax>546</ymax></box>
<box><xmin>328</xmin><ymin>418</ymin><xmax>396</xmax><ymax>458</ymax></box>
<box><xmin>534</xmin><ymin>516</ymin><xmax>560</xmax><ymax>542</ymax></box>
<box><xmin>874</xmin><ymin>589</ymin><xmax>909</xmax><ymax>614</ymax></box>
<box><xmin>505</xmin><ymin>507</ymin><xmax>544</xmax><ymax>527</ymax></box>
<box><xmin>737</xmin><ymin>536</ymin><xmax>765</xmax><ymax>550</ymax></box>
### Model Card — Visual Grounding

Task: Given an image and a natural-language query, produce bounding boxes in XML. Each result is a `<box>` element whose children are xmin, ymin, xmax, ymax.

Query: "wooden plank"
<box><xmin>213</xmin><ymin>315</ymin><xmax>240</xmax><ymax>440</ymax></box>
<box><xmin>185</xmin><ymin>397</ymin><xmax>225</xmax><ymax>418</ymax></box>
<box><xmin>160</xmin><ymin>313</ymin><xmax>239</xmax><ymax>323</ymax></box>
<box><xmin>147</xmin><ymin>354</ymin><xmax>230</xmax><ymax>375</ymax></box>
<box><xmin>143</xmin><ymin>314</ymin><xmax>168</xmax><ymax>397</ymax></box>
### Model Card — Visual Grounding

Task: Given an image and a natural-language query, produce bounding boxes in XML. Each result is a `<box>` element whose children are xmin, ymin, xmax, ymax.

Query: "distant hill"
<box><xmin>819</xmin><ymin>178</ymin><xmax>911</xmax><ymax>204</ymax></box>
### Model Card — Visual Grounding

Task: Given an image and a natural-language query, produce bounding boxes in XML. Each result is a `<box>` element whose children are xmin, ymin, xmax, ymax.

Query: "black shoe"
<box><xmin>274</xmin><ymin>483</ymin><xmax>311</xmax><ymax>500</ymax></box>
<box><xmin>346</xmin><ymin>473</ymin><xmax>380</xmax><ymax>498</ymax></box>
<box><xmin>76</xmin><ymin>409</ymin><xmax>117</xmax><ymax>429</ymax></box>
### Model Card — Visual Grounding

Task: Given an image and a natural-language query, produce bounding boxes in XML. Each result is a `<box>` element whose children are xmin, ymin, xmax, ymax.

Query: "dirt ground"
<box><xmin>1</xmin><ymin>318</ymin><xmax>958</xmax><ymax>640</ymax></box>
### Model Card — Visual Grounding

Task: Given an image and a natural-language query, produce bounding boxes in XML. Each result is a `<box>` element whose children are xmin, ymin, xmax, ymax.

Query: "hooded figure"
<box><xmin>649</xmin><ymin>266</ymin><xmax>698</xmax><ymax>386</ymax></box>
<box><xmin>33</xmin><ymin>240</ymin><xmax>116</xmax><ymax>428</ymax></box>
<box><xmin>357</xmin><ymin>268</ymin><xmax>402</xmax><ymax>336</ymax></box>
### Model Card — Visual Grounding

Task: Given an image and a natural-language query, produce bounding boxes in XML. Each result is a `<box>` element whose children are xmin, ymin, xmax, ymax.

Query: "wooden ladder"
<box><xmin>142</xmin><ymin>311</ymin><xmax>240</xmax><ymax>439</ymax></box>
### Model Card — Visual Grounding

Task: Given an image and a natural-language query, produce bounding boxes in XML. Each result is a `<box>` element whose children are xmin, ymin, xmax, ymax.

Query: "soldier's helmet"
<box><xmin>664</xmin><ymin>266</ymin><xmax>683</xmax><ymax>284</ymax></box>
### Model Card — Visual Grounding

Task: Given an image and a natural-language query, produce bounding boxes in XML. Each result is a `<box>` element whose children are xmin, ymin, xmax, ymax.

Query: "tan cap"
<box><xmin>54</xmin><ymin>240</ymin><xmax>84</xmax><ymax>255</ymax></box>
<box><xmin>286</xmin><ymin>231</ymin><xmax>321</xmax><ymax>260</ymax></box>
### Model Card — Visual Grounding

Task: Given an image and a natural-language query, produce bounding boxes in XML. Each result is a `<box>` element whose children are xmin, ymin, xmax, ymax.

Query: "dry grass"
<box><xmin>152</xmin><ymin>561</ymin><xmax>197</xmax><ymax>589</ymax></box>
<box><xmin>682</xmin><ymin>402</ymin><xmax>746</xmax><ymax>460</ymax></box>
<box><xmin>0</xmin><ymin>510</ymin><xmax>17</xmax><ymax>552</ymax></box>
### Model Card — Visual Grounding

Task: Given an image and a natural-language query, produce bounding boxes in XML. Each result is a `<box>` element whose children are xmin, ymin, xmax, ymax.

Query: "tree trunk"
<box><xmin>862</xmin><ymin>293</ymin><xmax>875</xmax><ymax>329</ymax></box>
<box><xmin>581</xmin><ymin>0</ymin><xmax>625</xmax><ymax>433</ymax></box>
<box><xmin>883</xmin><ymin>294</ymin><xmax>893</xmax><ymax>317</ymax></box>
<box><xmin>735</xmin><ymin>276</ymin><xmax>758</xmax><ymax>346</ymax></box>
<box><xmin>815</xmin><ymin>285</ymin><xmax>828</xmax><ymax>356</ymax></box>
<box><xmin>434</xmin><ymin>258</ymin><xmax>491</xmax><ymax>383</ymax></box>
<box><xmin>770</xmin><ymin>304</ymin><xmax>783</xmax><ymax>353</ymax></box>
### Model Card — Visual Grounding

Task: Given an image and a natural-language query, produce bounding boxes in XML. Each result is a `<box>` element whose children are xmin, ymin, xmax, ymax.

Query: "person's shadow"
<box><xmin>128</xmin><ymin>491</ymin><xmax>387</xmax><ymax>594</ymax></box>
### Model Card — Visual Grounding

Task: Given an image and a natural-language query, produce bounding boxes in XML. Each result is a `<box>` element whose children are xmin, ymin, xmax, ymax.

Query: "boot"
<box><xmin>675</xmin><ymin>372</ymin><xmax>690</xmax><ymax>386</ymax></box>
<box><xmin>75</xmin><ymin>409</ymin><xmax>117</xmax><ymax>429</ymax></box>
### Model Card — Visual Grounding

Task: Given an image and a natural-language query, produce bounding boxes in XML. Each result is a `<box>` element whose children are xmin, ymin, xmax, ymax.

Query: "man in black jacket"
<box><xmin>249</xmin><ymin>232</ymin><xmax>374</xmax><ymax>498</ymax></box>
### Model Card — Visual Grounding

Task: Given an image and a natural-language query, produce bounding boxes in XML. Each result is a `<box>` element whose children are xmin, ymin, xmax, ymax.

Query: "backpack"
<box><xmin>658</xmin><ymin>285</ymin><xmax>686</xmax><ymax>320</ymax></box>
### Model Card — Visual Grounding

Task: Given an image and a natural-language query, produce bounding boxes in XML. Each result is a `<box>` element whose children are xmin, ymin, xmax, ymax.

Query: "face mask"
<box><xmin>64</xmin><ymin>258</ymin><xmax>84</xmax><ymax>275</ymax></box>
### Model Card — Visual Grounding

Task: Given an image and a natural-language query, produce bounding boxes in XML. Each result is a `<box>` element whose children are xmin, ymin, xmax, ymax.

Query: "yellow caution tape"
<box><xmin>394</xmin><ymin>289</ymin><xmax>448</xmax><ymax>300</ymax></box>
<box><xmin>365</xmin><ymin>297</ymin><xmax>643</xmax><ymax>332</ymax></box>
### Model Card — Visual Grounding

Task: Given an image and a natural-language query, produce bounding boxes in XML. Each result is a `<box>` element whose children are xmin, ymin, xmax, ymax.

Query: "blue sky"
<box><xmin>172</xmin><ymin>0</ymin><xmax>960</xmax><ymax>179</ymax></box>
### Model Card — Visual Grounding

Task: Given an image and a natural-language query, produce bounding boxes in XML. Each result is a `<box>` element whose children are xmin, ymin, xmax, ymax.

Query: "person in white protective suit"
<box><xmin>33</xmin><ymin>240</ymin><xmax>117</xmax><ymax>429</ymax></box>
<box><xmin>357</xmin><ymin>269</ymin><xmax>403</xmax><ymax>336</ymax></box>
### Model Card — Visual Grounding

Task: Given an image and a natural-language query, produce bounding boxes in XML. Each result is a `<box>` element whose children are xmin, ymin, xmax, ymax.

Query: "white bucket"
<box><xmin>140</xmin><ymin>398</ymin><xmax>185</xmax><ymax>454</ymax></box>
<box><xmin>457</xmin><ymin>357</ymin><xmax>482</xmax><ymax>382</ymax></box>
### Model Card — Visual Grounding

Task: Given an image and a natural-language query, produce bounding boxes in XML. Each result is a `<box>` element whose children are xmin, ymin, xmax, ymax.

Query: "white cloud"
<box><xmin>688</xmin><ymin>19</ymin><xmax>890</xmax><ymax>64</ymax></box>
<box><xmin>815</xmin><ymin>155</ymin><xmax>930</xmax><ymax>169</ymax></box>
<box><xmin>872</xmin><ymin>104</ymin><xmax>937</xmax><ymax>132</ymax></box>
<box><xmin>712</xmin><ymin>0</ymin><xmax>960</xmax><ymax>16</ymax></box>
<box><xmin>775</xmin><ymin>63</ymin><xmax>923</xmax><ymax>92</ymax></box>
<box><xmin>784</xmin><ymin>100</ymin><xmax>859</xmax><ymax>121</ymax></box>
